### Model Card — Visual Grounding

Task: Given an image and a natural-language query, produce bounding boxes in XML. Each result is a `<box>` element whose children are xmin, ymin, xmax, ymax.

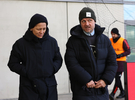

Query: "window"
<box><xmin>124</xmin><ymin>5</ymin><xmax>135</xmax><ymax>20</ymax></box>
<box><xmin>126</xmin><ymin>25</ymin><xmax>135</xmax><ymax>62</ymax></box>
<box><xmin>124</xmin><ymin>0</ymin><xmax>135</xmax><ymax>62</ymax></box>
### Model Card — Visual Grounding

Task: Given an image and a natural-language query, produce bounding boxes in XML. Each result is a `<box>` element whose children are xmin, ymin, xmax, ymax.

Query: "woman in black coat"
<box><xmin>8</xmin><ymin>14</ymin><xmax>63</xmax><ymax>100</ymax></box>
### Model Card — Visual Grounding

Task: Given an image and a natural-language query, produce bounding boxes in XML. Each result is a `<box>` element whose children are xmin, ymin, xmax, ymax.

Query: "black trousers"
<box><xmin>112</xmin><ymin>72</ymin><xmax>124</xmax><ymax>94</ymax></box>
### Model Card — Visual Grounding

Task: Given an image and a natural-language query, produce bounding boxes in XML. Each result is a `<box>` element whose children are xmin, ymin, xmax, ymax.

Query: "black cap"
<box><xmin>79</xmin><ymin>7</ymin><xmax>96</xmax><ymax>22</ymax></box>
<box><xmin>111</xmin><ymin>28</ymin><xmax>119</xmax><ymax>35</ymax></box>
<box><xmin>29</xmin><ymin>13</ymin><xmax>48</xmax><ymax>29</ymax></box>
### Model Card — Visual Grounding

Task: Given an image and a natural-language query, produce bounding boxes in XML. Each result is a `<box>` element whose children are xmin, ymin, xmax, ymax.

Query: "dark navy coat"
<box><xmin>64</xmin><ymin>24</ymin><xmax>117</xmax><ymax>100</ymax></box>
<box><xmin>8</xmin><ymin>28</ymin><xmax>63</xmax><ymax>100</ymax></box>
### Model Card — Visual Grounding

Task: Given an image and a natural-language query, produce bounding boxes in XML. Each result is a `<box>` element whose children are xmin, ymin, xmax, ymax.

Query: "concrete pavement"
<box><xmin>0</xmin><ymin>90</ymin><xmax>125</xmax><ymax>100</ymax></box>
<box><xmin>58</xmin><ymin>93</ymin><xmax>125</xmax><ymax>100</ymax></box>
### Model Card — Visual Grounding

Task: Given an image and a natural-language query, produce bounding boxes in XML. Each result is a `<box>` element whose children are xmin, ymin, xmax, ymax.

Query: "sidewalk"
<box><xmin>58</xmin><ymin>93</ymin><xmax>125</xmax><ymax>100</ymax></box>
<box><xmin>0</xmin><ymin>91</ymin><xmax>125</xmax><ymax>100</ymax></box>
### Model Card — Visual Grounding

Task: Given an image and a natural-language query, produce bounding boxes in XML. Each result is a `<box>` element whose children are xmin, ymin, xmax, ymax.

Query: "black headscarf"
<box><xmin>24</xmin><ymin>14</ymin><xmax>49</xmax><ymax>43</ymax></box>
<box><xmin>29</xmin><ymin>13</ymin><xmax>48</xmax><ymax>30</ymax></box>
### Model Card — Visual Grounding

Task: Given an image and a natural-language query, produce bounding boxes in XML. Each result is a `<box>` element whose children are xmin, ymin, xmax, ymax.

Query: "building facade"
<box><xmin>0</xmin><ymin>0</ymin><xmax>126</xmax><ymax>99</ymax></box>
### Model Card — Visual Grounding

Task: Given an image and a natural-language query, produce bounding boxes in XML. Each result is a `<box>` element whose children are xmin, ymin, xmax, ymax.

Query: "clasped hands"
<box><xmin>116</xmin><ymin>54</ymin><xmax>123</xmax><ymax>58</ymax></box>
<box><xmin>86</xmin><ymin>79</ymin><xmax>106</xmax><ymax>88</ymax></box>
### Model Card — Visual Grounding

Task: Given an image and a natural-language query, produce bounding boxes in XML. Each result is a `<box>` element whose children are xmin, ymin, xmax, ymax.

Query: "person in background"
<box><xmin>109</xmin><ymin>28</ymin><xmax>130</xmax><ymax>100</ymax></box>
<box><xmin>64</xmin><ymin>7</ymin><xmax>117</xmax><ymax>100</ymax></box>
<box><xmin>7</xmin><ymin>14</ymin><xmax>63</xmax><ymax>100</ymax></box>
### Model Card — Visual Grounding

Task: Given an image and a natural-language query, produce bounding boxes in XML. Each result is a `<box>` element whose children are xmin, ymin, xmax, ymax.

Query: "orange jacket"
<box><xmin>110</xmin><ymin>37</ymin><xmax>126</xmax><ymax>61</ymax></box>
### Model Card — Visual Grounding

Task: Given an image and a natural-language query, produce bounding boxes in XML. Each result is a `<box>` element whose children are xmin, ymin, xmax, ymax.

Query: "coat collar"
<box><xmin>23</xmin><ymin>27</ymin><xmax>49</xmax><ymax>43</ymax></box>
<box><xmin>113</xmin><ymin>34</ymin><xmax>121</xmax><ymax>43</ymax></box>
<box><xmin>70</xmin><ymin>24</ymin><xmax>105</xmax><ymax>38</ymax></box>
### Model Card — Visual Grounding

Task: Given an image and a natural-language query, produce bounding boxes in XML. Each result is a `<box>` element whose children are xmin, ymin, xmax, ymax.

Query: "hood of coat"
<box><xmin>23</xmin><ymin>27</ymin><xmax>49</xmax><ymax>43</ymax></box>
<box><xmin>70</xmin><ymin>24</ymin><xmax>105</xmax><ymax>38</ymax></box>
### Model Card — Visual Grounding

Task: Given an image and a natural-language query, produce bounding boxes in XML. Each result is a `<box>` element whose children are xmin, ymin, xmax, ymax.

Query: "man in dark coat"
<box><xmin>64</xmin><ymin>7</ymin><xmax>118</xmax><ymax>100</ymax></box>
<box><xmin>8</xmin><ymin>14</ymin><xmax>63</xmax><ymax>100</ymax></box>
<box><xmin>109</xmin><ymin>28</ymin><xmax>130</xmax><ymax>100</ymax></box>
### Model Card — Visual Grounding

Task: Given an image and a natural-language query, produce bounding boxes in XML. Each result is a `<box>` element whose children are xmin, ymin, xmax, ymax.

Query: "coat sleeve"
<box><xmin>64</xmin><ymin>37</ymin><xmax>92</xmax><ymax>85</ymax></box>
<box><xmin>53</xmin><ymin>40</ymin><xmax>63</xmax><ymax>74</ymax></box>
<box><xmin>7</xmin><ymin>40</ymin><xmax>27</xmax><ymax>77</ymax></box>
<box><xmin>101</xmin><ymin>38</ymin><xmax>118</xmax><ymax>85</ymax></box>
<box><xmin>122</xmin><ymin>39</ymin><xmax>131</xmax><ymax>56</ymax></box>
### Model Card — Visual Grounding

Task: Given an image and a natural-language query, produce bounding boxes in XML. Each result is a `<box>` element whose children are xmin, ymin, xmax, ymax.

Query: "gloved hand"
<box><xmin>117</xmin><ymin>54</ymin><xmax>123</xmax><ymax>58</ymax></box>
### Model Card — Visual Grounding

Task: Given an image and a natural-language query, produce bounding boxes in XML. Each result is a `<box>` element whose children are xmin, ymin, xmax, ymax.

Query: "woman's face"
<box><xmin>30</xmin><ymin>22</ymin><xmax>46</xmax><ymax>38</ymax></box>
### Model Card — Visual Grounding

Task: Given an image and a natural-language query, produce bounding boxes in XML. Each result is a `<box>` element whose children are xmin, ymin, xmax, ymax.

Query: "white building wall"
<box><xmin>0</xmin><ymin>1</ymin><xmax>124</xmax><ymax>99</ymax></box>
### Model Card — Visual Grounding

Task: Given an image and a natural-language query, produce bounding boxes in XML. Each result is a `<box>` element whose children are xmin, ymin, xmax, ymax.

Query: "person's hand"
<box><xmin>94</xmin><ymin>79</ymin><xmax>106</xmax><ymax>88</ymax></box>
<box><xmin>117</xmin><ymin>54</ymin><xmax>123</xmax><ymax>58</ymax></box>
<box><xmin>86</xmin><ymin>80</ymin><xmax>95</xmax><ymax>88</ymax></box>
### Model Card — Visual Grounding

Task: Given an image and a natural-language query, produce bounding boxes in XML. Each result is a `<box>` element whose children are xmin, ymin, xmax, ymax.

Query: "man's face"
<box><xmin>81</xmin><ymin>18</ymin><xmax>95</xmax><ymax>33</ymax></box>
<box><xmin>30</xmin><ymin>22</ymin><xmax>46</xmax><ymax>38</ymax></box>
<box><xmin>111</xmin><ymin>33</ymin><xmax>119</xmax><ymax>39</ymax></box>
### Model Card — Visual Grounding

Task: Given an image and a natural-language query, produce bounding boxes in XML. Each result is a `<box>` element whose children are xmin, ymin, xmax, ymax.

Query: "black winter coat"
<box><xmin>65</xmin><ymin>24</ymin><xmax>117</xmax><ymax>100</ymax></box>
<box><xmin>8</xmin><ymin>28</ymin><xmax>63</xmax><ymax>100</ymax></box>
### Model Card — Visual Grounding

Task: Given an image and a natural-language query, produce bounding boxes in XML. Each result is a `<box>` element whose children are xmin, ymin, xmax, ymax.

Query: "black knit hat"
<box><xmin>111</xmin><ymin>28</ymin><xmax>119</xmax><ymax>35</ymax></box>
<box><xmin>79</xmin><ymin>7</ymin><xmax>96</xmax><ymax>22</ymax></box>
<box><xmin>29</xmin><ymin>13</ymin><xmax>48</xmax><ymax>29</ymax></box>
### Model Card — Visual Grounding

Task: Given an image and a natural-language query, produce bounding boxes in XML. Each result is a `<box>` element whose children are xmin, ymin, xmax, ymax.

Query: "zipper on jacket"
<box><xmin>82</xmin><ymin>38</ymin><xmax>97</xmax><ymax>80</ymax></box>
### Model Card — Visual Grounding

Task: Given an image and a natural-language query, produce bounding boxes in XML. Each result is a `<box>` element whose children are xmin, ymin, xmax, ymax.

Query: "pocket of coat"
<box><xmin>20</xmin><ymin>76</ymin><xmax>33</xmax><ymax>86</ymax></box>
<box><xmin>44</xmin><ymin>76</ymin><xmax>57</xmax><ymax>86</ymax></box>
